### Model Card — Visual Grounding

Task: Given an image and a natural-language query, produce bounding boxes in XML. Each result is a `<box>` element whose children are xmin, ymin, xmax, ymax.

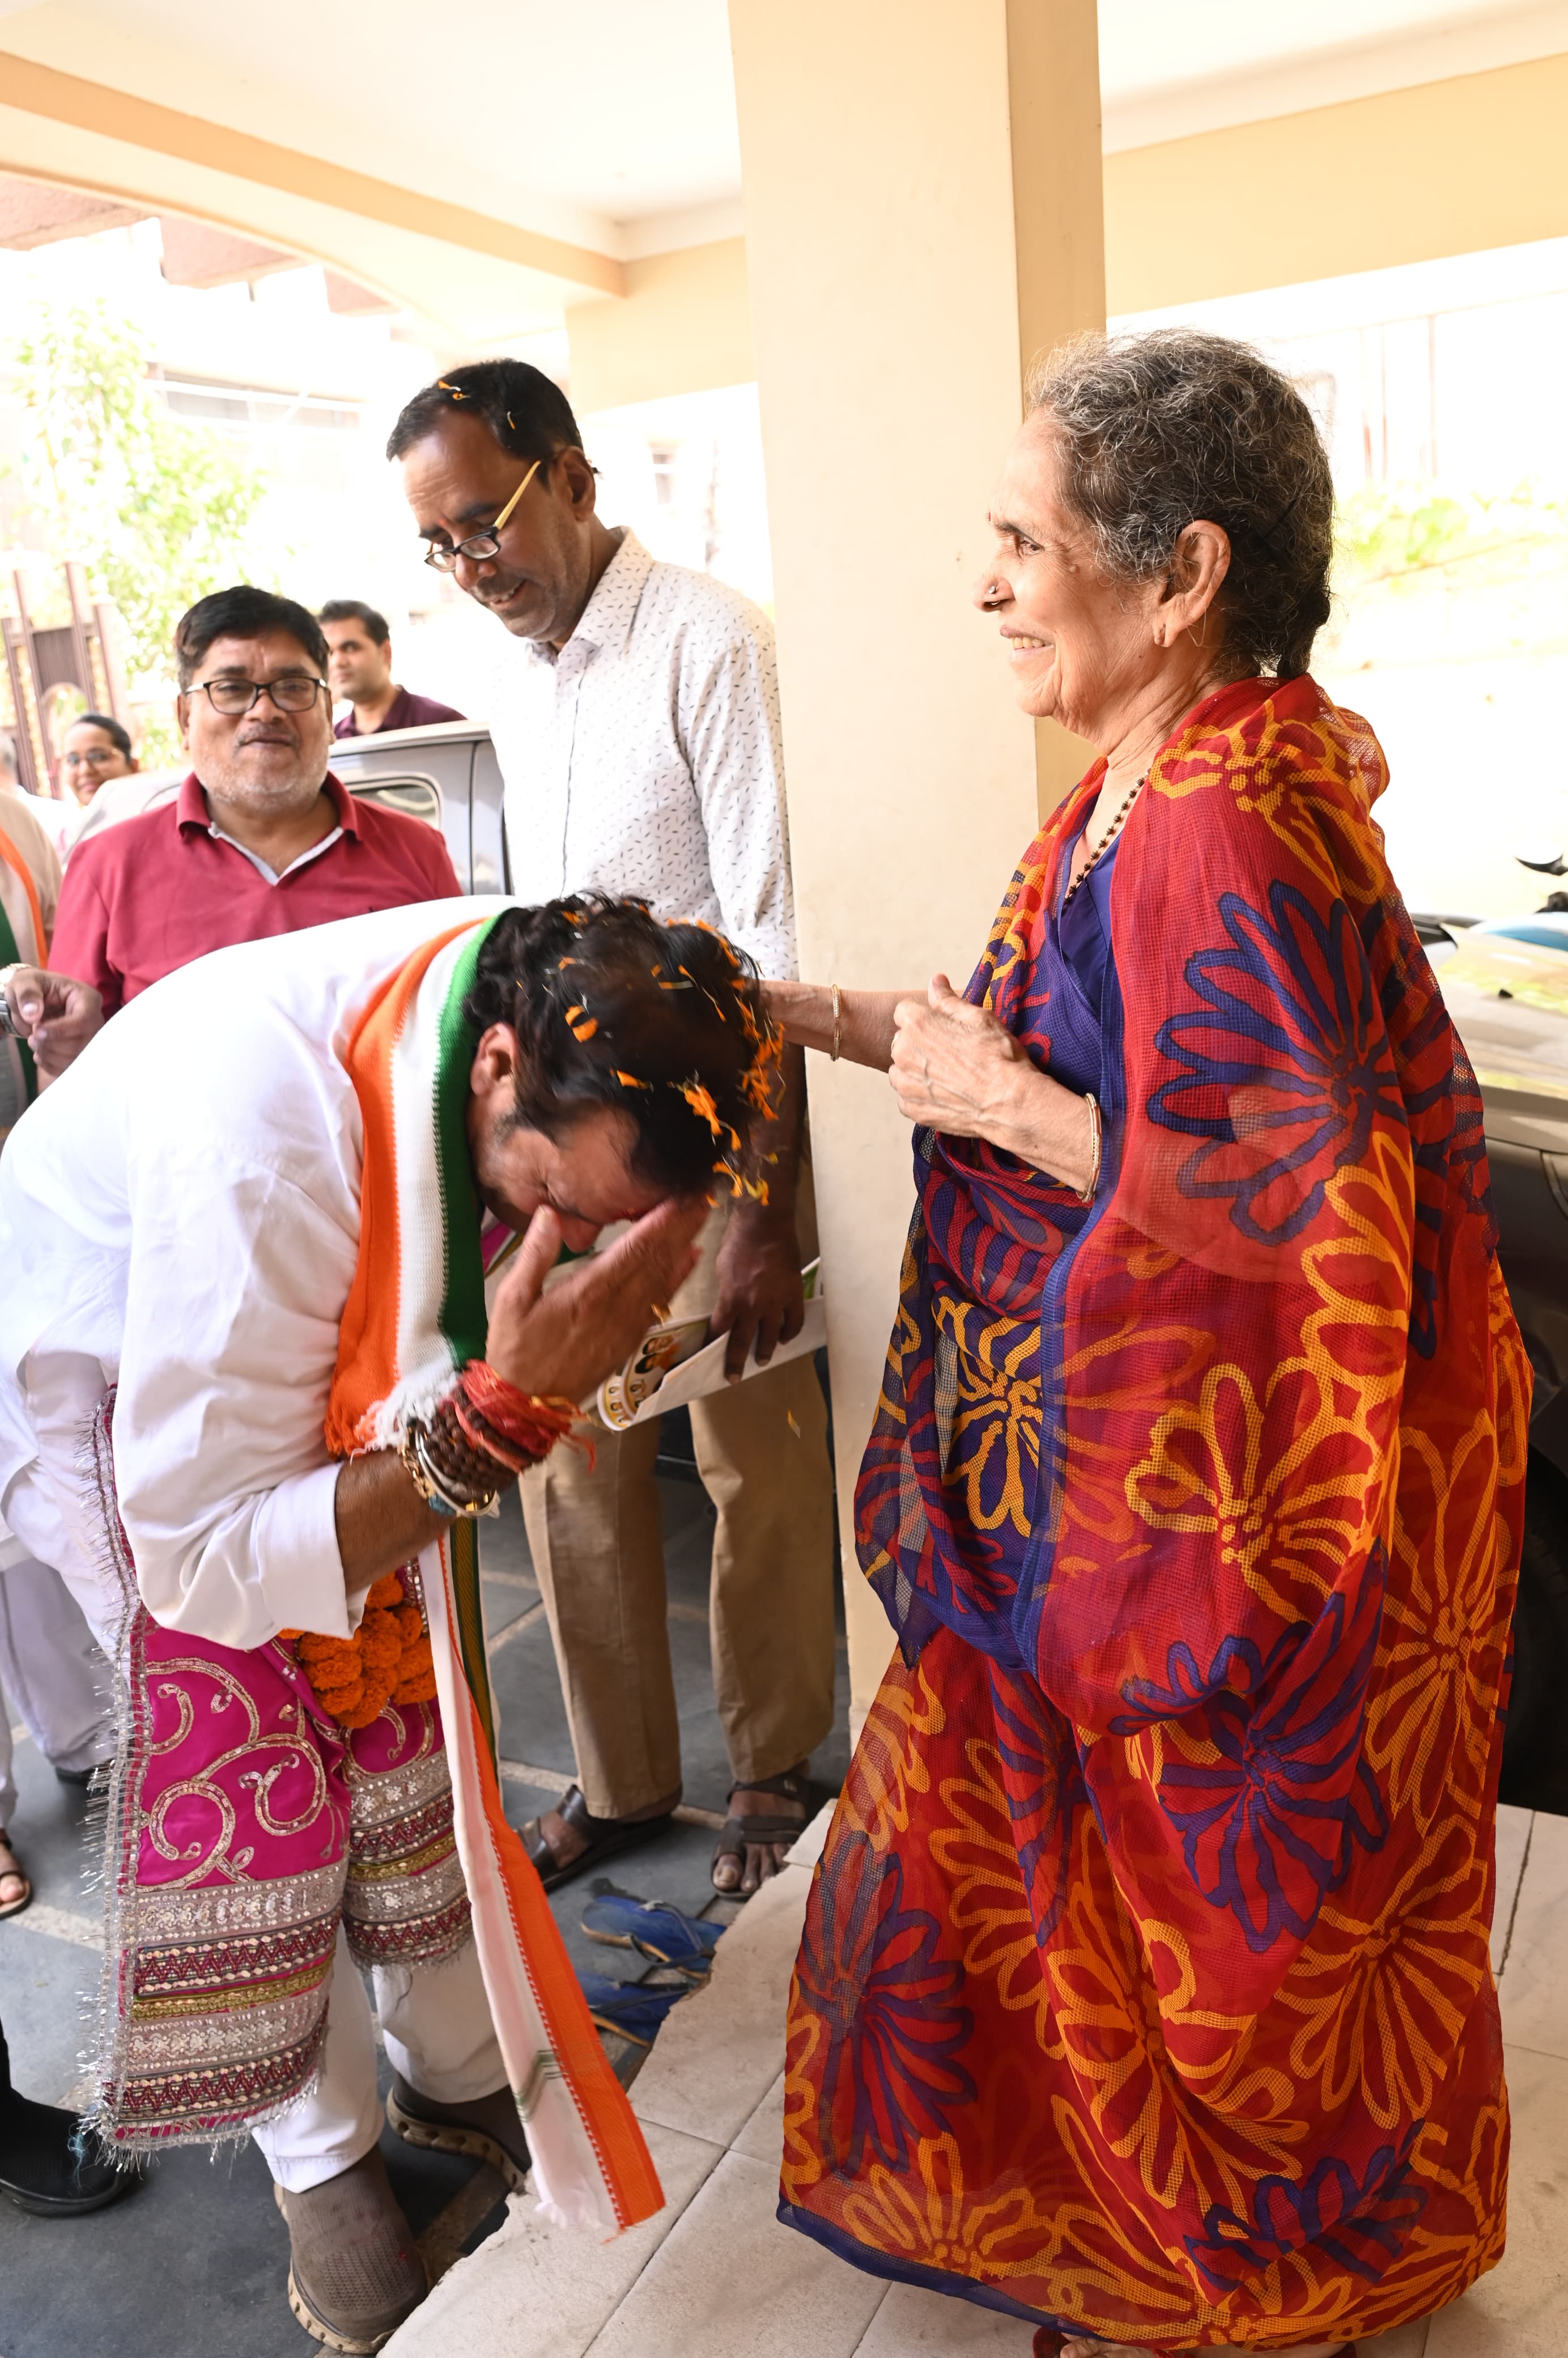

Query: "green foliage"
<box><xmin>7</xmin><ymin>295</ymin><xmax>275</xmax><ymax>741</ymax></box>
<box><xmin>1335</xmin><ymin>480</ymin><xmax>1568</xmax><ymax>594</ymax></box>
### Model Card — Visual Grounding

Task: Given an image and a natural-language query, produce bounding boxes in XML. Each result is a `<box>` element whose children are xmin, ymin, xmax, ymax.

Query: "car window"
<box><xmin>347</xmin><ymin>777</ymin><xmax>442</xmax><ymax>830</ymax></box>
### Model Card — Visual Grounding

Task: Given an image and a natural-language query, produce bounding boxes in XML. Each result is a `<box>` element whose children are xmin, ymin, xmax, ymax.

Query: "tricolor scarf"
<box><xmin>325</xmin><ymin>917</ymin><xmax>664</xmax><ymax>2236</ymax></box>
<box><xmin>0</xmin><ymin>816</ymin><xmax>46</xmax><ymax>1139</ymax></box>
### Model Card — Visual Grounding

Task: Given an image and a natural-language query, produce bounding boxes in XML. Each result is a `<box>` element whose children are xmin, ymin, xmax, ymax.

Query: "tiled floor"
<box><xmin>5</xmin><ymin>1480</ymin><xmax>1561</xmax><ymax>2358</ymax></box>
<box><xmin>0</xmin><ymin>1478</ymin><xmax>850</xmax><ymax>2358</ymax></box>
<box><xmin>386</xmin><ymin>1799</ymin><xmax>1568</xmax><ymax>2358</ymax></box>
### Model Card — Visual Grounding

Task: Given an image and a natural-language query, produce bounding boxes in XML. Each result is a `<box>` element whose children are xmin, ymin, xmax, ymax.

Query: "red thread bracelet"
<box><xmin>460</xmin><ymin>1363</ymin><xmax>577</xmax><ymax>1454</ymax></box>
<box><xmin>448</xmin><ymin>1388</ymin><xmax>534</xmax><ymax>1475</ymax></box>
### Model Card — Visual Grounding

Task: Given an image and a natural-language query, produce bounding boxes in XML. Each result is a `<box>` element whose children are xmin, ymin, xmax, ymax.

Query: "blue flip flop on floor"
<box><xmin>581</xmin><ymin>1880</ymin><xmax>727</xmax><ymax>1978</ymax></box>
<box><xmin>577</xmin><ymin>1971</ymin><xmax>690</xmax><ymax>2049</ymax></box>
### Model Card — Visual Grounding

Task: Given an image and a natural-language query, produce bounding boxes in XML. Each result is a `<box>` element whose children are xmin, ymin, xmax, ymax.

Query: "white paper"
<box><xmin>591</xmin><ymin>1292</ymin><xmax>827</xmax><ymax>1430</ymax></box>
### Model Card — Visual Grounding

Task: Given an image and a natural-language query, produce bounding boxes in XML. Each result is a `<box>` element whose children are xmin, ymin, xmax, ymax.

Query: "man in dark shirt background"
<box><xmin>51</xmin><ymin>585</ymin><xmax>461</xmax><ymax>1014</ymax></box>
<box><xmin>320</xmin><ymin>598</ymin><xmax>465</xmax><ymax>737</ymax></box>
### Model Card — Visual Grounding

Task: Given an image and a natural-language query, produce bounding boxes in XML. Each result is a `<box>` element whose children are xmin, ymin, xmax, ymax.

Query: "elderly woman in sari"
<box><xmin>768</xmin><ymin>329</ymin><xmax>1523</xmax><ymax>2356</ymax></box>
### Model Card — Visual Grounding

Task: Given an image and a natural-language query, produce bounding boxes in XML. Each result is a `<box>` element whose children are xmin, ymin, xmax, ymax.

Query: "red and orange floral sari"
<box><xmin>780</xmin><ymin>677</ymin><xmax>1525</xmax><ymax>2348</ymax></box>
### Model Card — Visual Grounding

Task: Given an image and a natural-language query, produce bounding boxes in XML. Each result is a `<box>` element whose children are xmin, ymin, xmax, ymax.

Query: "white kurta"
<box><xmin>0</xmin><ymin>897</ymin><xmax>495</xmax><ymax>1652</ymax></box>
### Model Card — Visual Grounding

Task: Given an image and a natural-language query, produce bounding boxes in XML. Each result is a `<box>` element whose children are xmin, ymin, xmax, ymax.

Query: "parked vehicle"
<box><xmin>69</xmin><ymin>719</ymin><xmax>508</xmax><ymax>893</ymax></box>
<box><xmin>328</xmin><ymin>720</ymin><xmax>508</xmax><ymax>893</ymax></box>
<box><xmin>65</xmin><ymin>721</ymin><xmax>1568</xmax><ymax>1812</ymax></box>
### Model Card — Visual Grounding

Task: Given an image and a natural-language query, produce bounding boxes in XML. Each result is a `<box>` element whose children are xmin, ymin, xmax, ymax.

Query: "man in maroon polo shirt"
<box><xmin>52</xmin><ymin>586</ymin><xmax>461</xmax><ymax>1015</ymax></box>
<box><xmin>320</xmin><ymin>599</ymin><xmax>464</xmax><ymax>740</ymax></box>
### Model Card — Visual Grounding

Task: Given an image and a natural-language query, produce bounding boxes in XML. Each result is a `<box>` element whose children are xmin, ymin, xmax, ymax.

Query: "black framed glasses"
<box><xmin>186</xmin><ymin>676</ymin><xmax>329</xmax><ymax>716</ymax></box>
<box><xmin>423</xmin><ymin>457</ymin><xmax>542</xmax><ymax>571</ymax></box>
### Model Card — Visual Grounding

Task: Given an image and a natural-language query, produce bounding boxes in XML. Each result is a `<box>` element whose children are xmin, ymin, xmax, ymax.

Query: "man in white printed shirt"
<box><xmin>392</xmin><ymin>362</ymin><xmax>835</xmax><ymax>1898</ymax></box>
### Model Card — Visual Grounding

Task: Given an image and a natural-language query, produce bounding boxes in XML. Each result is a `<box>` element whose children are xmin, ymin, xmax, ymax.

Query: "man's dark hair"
<box><xmin>318</xmin><ymin>599</ymin><xmax>390</xmax><ymax>646</ymax></box>
<box><xmin>67</xmin><ymin>710</ymin><xmax>132</xmax><ymax>759</ymax></box>
<box><xmin>464</xmin><ymin>897</ymin><xmax>780</xmax><ymax>1198</ymax></box>
<box><xmin>173</xmin><ymin>587</ymin><xmax>330</xmax><ymax>689</ymax></box>
<box><xmin>385</xmin><ymin>360</ymin><xmax>584</xmax><ymax>474</ymax></box>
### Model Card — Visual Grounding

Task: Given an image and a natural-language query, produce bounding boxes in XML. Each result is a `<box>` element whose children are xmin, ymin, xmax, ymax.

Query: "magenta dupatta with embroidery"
<box><xmin>88</xmin><ymin>1398</ymin><xmax>468</xmax><ymax>2147</ymax></box>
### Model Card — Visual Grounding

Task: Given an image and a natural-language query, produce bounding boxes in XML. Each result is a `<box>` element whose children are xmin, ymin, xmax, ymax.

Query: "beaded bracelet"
<box><xmin>400</xmin><ymin>1368</ymin><xmax>580</xmax><ymax>1518</ymax></box>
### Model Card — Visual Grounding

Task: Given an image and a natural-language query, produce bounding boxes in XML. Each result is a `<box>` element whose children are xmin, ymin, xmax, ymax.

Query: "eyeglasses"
<box><xmin>186</xmin><ymin>676</ymin><xmax>329</xmax><ymax>716</ymax></box>
<box><xmin>423</xmin><ymin>457</ymin><xmax>542</xmax><ymax>571</ymax></box>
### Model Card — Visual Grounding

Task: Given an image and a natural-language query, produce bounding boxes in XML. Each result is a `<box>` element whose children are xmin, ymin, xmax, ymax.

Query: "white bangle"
<box><xmin>829</xmin><ymin>982</ymin><xmax>842</xmax><ymax>1063</ymax></box>
<box><xmin>1076</xmin><ymin>1093</ymin><xmax>1103</xmax><ymax>1203</ymax></box>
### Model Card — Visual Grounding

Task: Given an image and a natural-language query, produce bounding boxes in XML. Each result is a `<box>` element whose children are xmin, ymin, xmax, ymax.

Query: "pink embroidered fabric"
<box><xmin>89</xmin><ymin>1394</ymin><xmax>471</xmax><ymax>2150</ymax></box>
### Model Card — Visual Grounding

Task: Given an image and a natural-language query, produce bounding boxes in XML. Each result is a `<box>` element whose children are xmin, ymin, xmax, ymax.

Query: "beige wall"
<box><xmin>0</xmin><ymin>50</ymin><xmax>621</xmax><ymax>341</ymax></box>
<box><xmin>9</xmin><ymin>40</ymin><xmax>1567</xmax><ymax>394</ymax></box>
<box><xmin>567</xmin><ymin>240</ymin><xmax>753</xmax><ymax>416</ymax></box>
<box><xmin>1104</xmin><ymin>48</ymin><xmax>1568</xmax><ymax>315</ymax></box>
<box><xmin>730</xmin><ymin>0</ymin><xmax>1105</xmax><ymax>1720</ymax></box>
<box><xmin>561</xmin><ymin>50</ymin><xmax>1568</xmax><ymax>431</ymax></box>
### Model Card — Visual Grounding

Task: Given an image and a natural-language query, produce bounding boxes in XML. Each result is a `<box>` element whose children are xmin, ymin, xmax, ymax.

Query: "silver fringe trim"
<box><xmin>74</xmin><ymin>1396</ymin><xmax>329</xmax><ymax>2164</ymax></box>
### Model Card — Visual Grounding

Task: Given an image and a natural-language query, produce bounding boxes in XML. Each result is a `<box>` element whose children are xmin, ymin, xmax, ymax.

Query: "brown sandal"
<box><xmin>712</xmin><ymin>1768</ymin><xmax>810</xmax><ymax>1893</ymax></box>
<box><xmin>518</xmin><ymin>1784</ymin><xmax>677</xmax><ymax>1895</ymax></box>
<box><xmin>0</xmin><ymin>1833</ymin><xmax>32</xmax><ymax>1921</ymax></box>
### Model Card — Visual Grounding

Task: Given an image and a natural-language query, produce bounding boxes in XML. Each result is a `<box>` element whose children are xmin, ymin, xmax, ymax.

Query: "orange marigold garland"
<box><xmin>279</xmin><ymin>1568</ymin><xmax>436</xmax><ymax>1731</ymax></box>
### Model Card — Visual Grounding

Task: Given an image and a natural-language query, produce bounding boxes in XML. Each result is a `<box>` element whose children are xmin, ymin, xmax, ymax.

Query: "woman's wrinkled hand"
<box><xmin>483</xmin><ymin>1195</ymin><xmax>709</xmax><ymax>1408</ymax></box>
<box><xmin>889</xmin><ymin>974</ymin><xmax>1029</xmax><ymax>1136</ymax></box>
<box><xmin>889</xmin><ymin>974</ymin><xmax>1097</xmax><ymax>1193</ymax></box>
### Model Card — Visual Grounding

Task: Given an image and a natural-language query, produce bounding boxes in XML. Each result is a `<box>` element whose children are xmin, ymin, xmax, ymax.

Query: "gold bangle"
<box><xmin>830</xmin><ymin>981</ymin><xmax>842</xmax><ymax>1063</ymax></box>
<box><xmin>1076</xmin><ymin>1093</ymin><xmax>1103</xmax><ymax>1205</ymax></box>
<box><xmin>400</xmin><ymin>1422</ymin><xmax>499</xmax><ymax>1519</ymax></box>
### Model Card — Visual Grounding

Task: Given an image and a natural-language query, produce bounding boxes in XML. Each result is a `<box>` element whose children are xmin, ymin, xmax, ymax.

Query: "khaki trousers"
<box><xmin>519</xmin><ymin>1185</ymin><xmax>837</xmax><ymax>1818</ymax></box>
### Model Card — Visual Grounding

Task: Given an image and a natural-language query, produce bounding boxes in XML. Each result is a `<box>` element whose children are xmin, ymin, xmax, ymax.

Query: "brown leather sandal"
<box><xmin>518</xmin><ymin>1784</ymin><xmax>677</xmax><ymax>1895</ymax></box>
<box><xmin>711</xmin><ymin>1768</ymin><xmax>811</xmax><ymax>1893</ymax></box>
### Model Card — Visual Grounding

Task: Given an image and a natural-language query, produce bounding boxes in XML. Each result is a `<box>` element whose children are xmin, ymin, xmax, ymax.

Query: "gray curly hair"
<box><xmin>1025</xmin><ymin>328</ymin><xmax>1334</xmax><ymax>681</ymax></box>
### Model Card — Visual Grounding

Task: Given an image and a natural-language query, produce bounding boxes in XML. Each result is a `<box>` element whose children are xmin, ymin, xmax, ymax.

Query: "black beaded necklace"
<box><xmin>1061</xmin><ymin>775</ymin><xmax>1146</xmax><ymax>911</ymax></box>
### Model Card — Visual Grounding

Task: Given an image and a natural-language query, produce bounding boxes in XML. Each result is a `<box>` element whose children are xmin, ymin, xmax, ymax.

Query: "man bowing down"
<box><xmin>0</xmin><ymin>891</ymin><xmax>782</xmax><ymax>2352</ymax></box>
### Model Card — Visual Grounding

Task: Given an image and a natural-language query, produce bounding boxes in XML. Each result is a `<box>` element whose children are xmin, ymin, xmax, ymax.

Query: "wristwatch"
<box><xmin>0</xmin><ymin>966</ymin><xmax>20</xmax><ymax>1038</ymax></box>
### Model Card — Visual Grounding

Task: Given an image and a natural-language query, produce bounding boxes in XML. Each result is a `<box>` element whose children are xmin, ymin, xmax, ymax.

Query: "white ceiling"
<box><xmin>102</xmin><ymin>0</ymin><xmax>743</xmax><ymax>234</ymax></box>
<box><xmin>1099</xmin><ymin>0</ymin><xmax>1568</xmax><ymax>146</ymax></box>
<box><xmin>3</xmin><ymin>0</ymin><xmax>1567</xmax><ymax>254</ymax></box>
<box><xmin>1101</xmin><ymin>0</ymin><xmax>1561</xmax><ymax>100</ymax></box>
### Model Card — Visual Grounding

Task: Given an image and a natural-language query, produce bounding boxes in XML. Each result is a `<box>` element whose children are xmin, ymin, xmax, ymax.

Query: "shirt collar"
<box><xmin>177</xmin><ymin>770</ymin><xmax>360</xmax><ymax>837</ymax></box>
<box><xmin>528</xmin><ymin>528</ymin><xmax>652</xmax><ymax>669</ymax></box>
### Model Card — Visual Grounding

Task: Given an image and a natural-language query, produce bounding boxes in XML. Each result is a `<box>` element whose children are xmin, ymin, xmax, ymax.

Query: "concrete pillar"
<box><xmin>729</xmin><ymin>0</ymin><xmax>1105</xmax><ymax>1724</ymax></box>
